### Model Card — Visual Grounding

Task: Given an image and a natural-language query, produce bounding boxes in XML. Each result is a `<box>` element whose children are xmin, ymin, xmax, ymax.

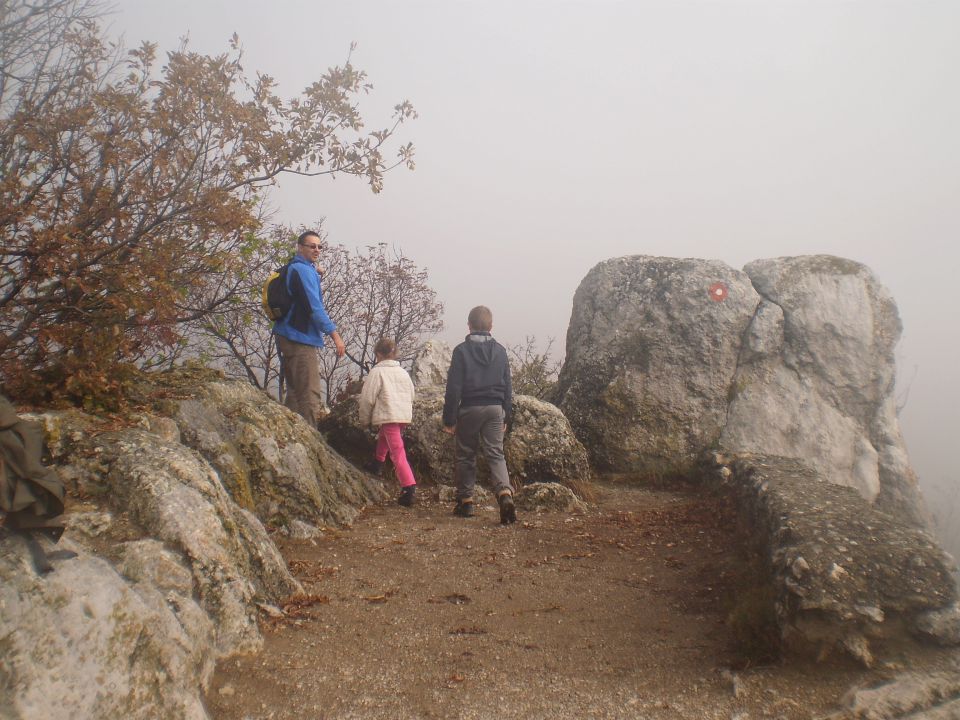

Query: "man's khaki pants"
<box><xmin>276</xmin><ymin>334</ymin><xmax>323</xmax><ymax>427</ymax></box>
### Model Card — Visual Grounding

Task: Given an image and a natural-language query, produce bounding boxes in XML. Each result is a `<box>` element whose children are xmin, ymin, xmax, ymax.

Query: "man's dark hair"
<box><xmin>297</xmin><ymin>230</ymin><xmax>322</xmax><ymax>246</ymax></box>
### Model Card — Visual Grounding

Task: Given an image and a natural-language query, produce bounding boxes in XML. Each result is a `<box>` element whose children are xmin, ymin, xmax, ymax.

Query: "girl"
<box><xmin>358</xmin><ymin>338</ymin><xmax>417</xmax><ymax>506</ymax></box>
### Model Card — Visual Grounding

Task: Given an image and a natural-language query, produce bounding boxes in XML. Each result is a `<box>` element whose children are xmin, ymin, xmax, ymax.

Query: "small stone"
<box><xmin>784</xmin><ymin>577</ymin><xmax>808</xmax><ymax>597</ymax></box>
<box><xmin>719</xmin><ymin>669</ymin><xmax>742</xmax><ymax>698</ymax></box>
<box><xmin>842</xmin><ymin>633</ymin><xmax>874</xmax><ymax>667</ymax></box>
<box><xmin>914</xmin><ymin>603</ymin><xmax>960</xmax><ymax>645</ymax></box>
<box><xmin>829</xmin><ymin>563</ymin><xmax>849</xmax><ymax>581</ymax></box>
<box><xmin>790</xmin><ymin>556</ymin><xmax>810</xmax><ymax>578</ymax></box>
<box><xmin>854</xmin><ymin>605</ymin><xmax>884</xmax><ymax>623</ymax></box>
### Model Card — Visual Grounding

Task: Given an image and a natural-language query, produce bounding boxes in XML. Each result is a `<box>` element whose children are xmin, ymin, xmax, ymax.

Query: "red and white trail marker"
<box><xmin>708</xmin><ymin>282</ymin><xmax>728</xmax><ymax>302</ymax></box>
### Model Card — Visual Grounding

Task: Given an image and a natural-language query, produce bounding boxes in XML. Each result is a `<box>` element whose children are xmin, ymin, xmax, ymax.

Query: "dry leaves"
<box><xmin>281</xmin><ymin>594</ymin><xmax>330</xmax><ymax>617</ymax></box>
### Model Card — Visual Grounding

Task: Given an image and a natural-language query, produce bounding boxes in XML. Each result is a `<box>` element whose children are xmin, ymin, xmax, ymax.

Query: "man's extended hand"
<box><xmin>442</xmin><ymin>425</ymin><xmax>456</xmax><ymax>435</ymax></box>
<box><xmin>331</xmin><ymin>331</ymin><xmax>346</xmax><ymax>358</ymax></box>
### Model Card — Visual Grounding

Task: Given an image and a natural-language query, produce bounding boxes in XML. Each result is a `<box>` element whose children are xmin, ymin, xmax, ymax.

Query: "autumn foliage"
<box><xmin>0</xmin><ymin>0</ymin><xmax>416</xmax><ymax>408</ymax></box>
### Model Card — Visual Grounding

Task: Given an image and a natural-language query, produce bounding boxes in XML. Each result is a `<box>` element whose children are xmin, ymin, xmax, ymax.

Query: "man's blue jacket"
<box><xmin>272</xmin><ymin>255</ymin><xmax>336</xmax><ymax>348</ymax></box>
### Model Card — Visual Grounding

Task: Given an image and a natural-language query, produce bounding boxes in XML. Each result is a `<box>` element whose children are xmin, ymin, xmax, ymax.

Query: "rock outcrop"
<box><xmin>555</xmin><ymin>256</ymin><xmax>760</xmax><ymax>475</ymax></box>
<box><xmin>515</xmin><ymin>481</ymin><xmax>588</xmax><ymax>514</ymax></box>
<box><xmin>722</xmin><ymin>255</ymin><xmax>925</xmax><ymax>526</ymax></box>
<box><xmin>172</xmin><ymin>379</ymin><xmax>385</xmax><ymax>530</ymax></box>
<box><xmin>503</xmin><ymin>395</ymin><xmax>592</xmax><ymax>487</ymax></box>
<box><xmin>556</xmin><ymin>254</ymin><xmax>927</xmax><ymax>525</ymax></box>
<box><xmin>320</xmin><ymin>342</ymin><xmax>592</xmax><ymax>490</ymax></box>
<box><xmin>556</xmin><ymin>254</ymin><xmax>951</xmax><ymax>662</ymax></box>
<box><xmin>1</xmin><ymin>535</ymin><xmax>213</xmax><ymax>720</ymax></box>
<box><xmin>703</xmin><ymin>453</ymin><xmax>957</xmax><ymax>666</ymax></box>
<box><xmin>1</xmin><ymin>373</ymin><xmax>385</xmax><ymax>720</ymax></box>
<box><xmin>409</xmin><ymin>338</ymin><xmax>451</xmax><ymax>388</ymax></box>
<box><xmin>832</xmin><ymin>665</ymin><xmax>960</xmax><ymax>719</ymax></box>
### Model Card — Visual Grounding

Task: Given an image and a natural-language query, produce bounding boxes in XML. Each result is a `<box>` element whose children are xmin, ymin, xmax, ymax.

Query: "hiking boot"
<box><xmin>398</xmin><ymin>485</ymin><xmax>416</xmax><ymax>507</ymax></box>
<box><xmin>453</xmin><ymin>499</ymin><xmax>474</xmax><ymax>518</ymax></box>
<box><xmin>363</xmin><ymin>458</ymin><xmax>384</xmax><ymax>476</ymax></box>
<box><xmin>497</xmin><ymin>490</ymin><xmax>517</xmax><ymax>525</ymax></box>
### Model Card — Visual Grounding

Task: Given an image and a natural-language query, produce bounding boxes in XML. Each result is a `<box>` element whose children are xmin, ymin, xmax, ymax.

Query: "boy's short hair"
<box><xmin>467</xmin><ymin>305</ymin><xmax>493</xmax><ymax>332</ymax></box>
<box><xmin>374</xmin><ymin>337</ymin><xmax>397</xmax><ymax>357</ymax></box>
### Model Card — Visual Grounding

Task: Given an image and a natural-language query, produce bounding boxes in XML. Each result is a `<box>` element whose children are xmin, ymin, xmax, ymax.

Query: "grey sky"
<box><xmin>109</xmin><ymin>1</ymin><xmax>959</xmax><ymax>508</ymax></box>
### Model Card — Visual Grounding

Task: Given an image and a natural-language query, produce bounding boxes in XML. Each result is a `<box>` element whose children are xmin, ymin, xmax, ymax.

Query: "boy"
<box><xmin>442</xmin><ymin>306</ymin><xmax>516</xmax><ymax>524</ymax></box>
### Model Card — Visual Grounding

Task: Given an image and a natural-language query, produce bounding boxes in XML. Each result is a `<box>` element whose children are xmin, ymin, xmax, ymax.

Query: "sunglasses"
<box><xmin>299</xmin><ymin>243</ymin><xmax>322</xmax><ymax>250</ymax></box>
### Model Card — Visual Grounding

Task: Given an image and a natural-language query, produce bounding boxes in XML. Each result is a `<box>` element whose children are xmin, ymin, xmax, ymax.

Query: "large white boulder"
<box><xmin>556</xmin><ymin>255</ymin><xmax>759</xmax><ymax>474</ymax></box>
<box><xmin>721</xmin><ymin>255</ymin><xmax>926</xmax><ymax>524</ymax></box>
<box><xmin>557</xmin><ymin>253</ymin><xmax>927</xmax><ymax>525</ymax></box>
<box><xmin>0</xmin><ymin>539</ymin><xmax>213</xmax><ymax>720</ymax></box>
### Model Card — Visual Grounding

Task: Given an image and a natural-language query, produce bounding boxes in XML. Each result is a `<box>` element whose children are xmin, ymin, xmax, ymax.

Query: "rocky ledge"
<box><xmin>703</xmin><ymin>452</ymin><xmax>959</xmax><ymax>666</ymax></box>
<box><xmin>1</xmin><ymin>373</ymin><xmax>385</xmax><ymax>720</ymax></box>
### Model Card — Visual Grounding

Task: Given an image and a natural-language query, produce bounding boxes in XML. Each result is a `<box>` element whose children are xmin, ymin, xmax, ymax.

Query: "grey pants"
<box><xmin>455</xmin><ymin>405</ymin><xmax>511</xmax><ymax>501</ymax></box>
<box><xmin>276</xmin><ymin>334</ymin><xmax>323</xmax><ymax>427</ymax></box>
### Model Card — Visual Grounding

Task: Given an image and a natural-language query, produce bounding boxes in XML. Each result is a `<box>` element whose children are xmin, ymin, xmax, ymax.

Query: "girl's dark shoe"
<box><xmin>453</xmin><ymin>499</ymin><xmax>474</xmax><ymax>518</ymax></box>
<box><xmin>363</xmin><ymin>458</ymin><xmax>384</xmax><ymax>476</ymax></box>
<box><xmin>398</xmin><ymin>485</ymin><xmax>416</xmax><ymax>507</ymax></box>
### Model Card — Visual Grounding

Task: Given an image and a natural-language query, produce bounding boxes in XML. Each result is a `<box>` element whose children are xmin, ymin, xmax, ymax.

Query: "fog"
<box><xmin>110</xmin><ymin>1</ymin><xmax>959</xmax><ymax>542</ymax></box>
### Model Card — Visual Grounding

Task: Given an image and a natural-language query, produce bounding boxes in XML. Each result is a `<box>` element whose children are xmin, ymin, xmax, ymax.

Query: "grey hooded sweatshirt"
<box><xmin>442</xmin><ymin>332</ymin><xmax>513</xmax><ymax>427</ymax></box>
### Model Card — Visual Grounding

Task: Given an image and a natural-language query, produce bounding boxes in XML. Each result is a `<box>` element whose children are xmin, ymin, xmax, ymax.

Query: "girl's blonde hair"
<box><xmin>374</xmin><ymin>337</ymin><xmax>397</xmax><ymax>358</ymax></box>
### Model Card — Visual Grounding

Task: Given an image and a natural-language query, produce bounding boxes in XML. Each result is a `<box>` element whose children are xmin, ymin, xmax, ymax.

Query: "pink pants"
<box><xmin>375</xmin><ymin>423</ymin><xmax>416</xmax><ymax>488</ymax></box>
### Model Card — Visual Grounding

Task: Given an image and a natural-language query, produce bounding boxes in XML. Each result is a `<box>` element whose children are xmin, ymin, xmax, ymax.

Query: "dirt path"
<box><xmin>206</xmin><ymin>480</ymin><xmax>885</xmax><ymax>720</ymax></box>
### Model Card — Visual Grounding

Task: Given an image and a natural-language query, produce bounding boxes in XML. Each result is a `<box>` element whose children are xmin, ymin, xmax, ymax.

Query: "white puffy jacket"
<box><xmin>358</xmin><ymin>360</ymin><xmax>415</xmax><ymax>427</ymax></box>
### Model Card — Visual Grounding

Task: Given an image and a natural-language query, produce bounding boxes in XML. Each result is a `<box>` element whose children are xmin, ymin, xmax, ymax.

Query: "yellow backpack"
<box><xmin>262</xmin><ymin>263</ymin><xmax>293</xmax><ymax>321</ymax></box>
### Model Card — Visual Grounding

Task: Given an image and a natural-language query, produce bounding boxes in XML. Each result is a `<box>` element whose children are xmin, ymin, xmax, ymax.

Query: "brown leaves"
<box><xmin>287</xmin><ymin>560</ymin><xmax>340</xmax><ymax>584</ymax></box>
<box><xmin>281</xmin><ymin>594</ymin><xmax>330</xmax><ymax>616</ymax></box>
<box><xmin>260</xmin><ymin>593</ymin><xmax>330</xmax><ymax>627</ymax></box>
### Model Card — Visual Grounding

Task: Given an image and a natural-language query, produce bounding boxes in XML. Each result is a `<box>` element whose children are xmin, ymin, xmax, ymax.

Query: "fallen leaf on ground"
<box><xmin>256</xmin><ymin>602</ymin><xmax>285</xmax><ymax>618</ymax></box>
<box><xmin>281</xmin><ymin>594</ymin><xmax>330</xmax><ymax>617</ymax></box>
<box><xmin>450</xmin><ymin>626</ymin><xmax>487</xmax><ymax>635</ymax></box>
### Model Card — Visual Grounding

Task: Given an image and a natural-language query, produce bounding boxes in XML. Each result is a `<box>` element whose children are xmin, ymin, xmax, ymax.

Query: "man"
<box><xmin>273</xmin><ymin>231</ymin><xmax>345</xmax><ymax>427</ymax></box>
